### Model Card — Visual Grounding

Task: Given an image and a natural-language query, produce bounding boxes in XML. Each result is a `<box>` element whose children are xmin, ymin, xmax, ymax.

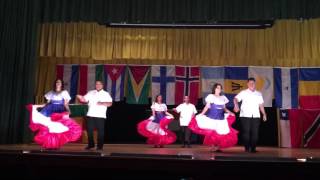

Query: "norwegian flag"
<box><xmin>175</xmin><ymin>66</ymin><xmax>200</xmax><ymax>105</ymax></box>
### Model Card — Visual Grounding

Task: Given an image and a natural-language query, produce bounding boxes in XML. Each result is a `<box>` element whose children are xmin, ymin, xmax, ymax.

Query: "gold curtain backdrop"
<box><xmin>36</xmin><ymin>19</ymin><xmax>320</xmax><ymax>102</ymax></box>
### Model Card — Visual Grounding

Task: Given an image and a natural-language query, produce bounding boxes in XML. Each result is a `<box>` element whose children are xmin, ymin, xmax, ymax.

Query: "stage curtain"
<box><xmin>38</xmin><ymin>0</ymin><xmax>320</xmax><ymax>23</ymax></box>
<box><xmin>0</xmin><ymin>0</ymin><xmax>40</xmax><ymax>144</ymax></box>
<box><xmin>36</xmin><ymin>19</ymin><xmax>320</xmax><ymax>103</ymax></box>
<box><xmin>38</xmin><ymin>20</ymin><xmax>320</xmax><ymax>65</ymax></box>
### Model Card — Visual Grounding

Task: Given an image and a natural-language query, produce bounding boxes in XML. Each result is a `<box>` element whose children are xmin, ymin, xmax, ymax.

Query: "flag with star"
<box><xmin>103</xmin><ymin>65</ymin><xmax>126</xmax><ymax>101</ymax></box>
<box><xmin>274</xmin><ymin>67</ymin><xmax>298</xmax><ymax>109</ymax></box>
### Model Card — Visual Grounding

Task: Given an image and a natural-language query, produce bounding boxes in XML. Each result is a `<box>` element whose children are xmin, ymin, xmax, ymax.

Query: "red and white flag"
<box><xmin>175</xmin><ymin>66</ymin><xmax>200</xmax><ymax>105</ymax></box>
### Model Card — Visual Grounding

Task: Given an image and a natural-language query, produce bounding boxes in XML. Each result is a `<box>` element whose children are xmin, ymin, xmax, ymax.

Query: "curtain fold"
<box><xmin>39</xmin><ymin>20</ymin><xmax>320</xmax><ymax>66</ymax></box>
<box><xmin>36</xmin><ymin>19</ymin><xmax>320</xmax><ymax>103</ymax></box>
<box><xmin>38</xmin><ymin>0</ymin><xmax>320</xmax><ymax>23</ymax></box>
<box><xmin>0</xmin><ymin>0</ymin><xmax>40</xmax><ymax>143</ymax></box>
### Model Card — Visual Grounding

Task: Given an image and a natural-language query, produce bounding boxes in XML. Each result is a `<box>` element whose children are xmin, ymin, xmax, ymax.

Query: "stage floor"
<box><xmin>1</xmin><ymin>143</ymin><xmax>319</xmax><ymax>161</ymax></box>
<box><xmin>1</xmin><ymin>144</ymin><xmax>320</xmax><ymax>179</ymax></box>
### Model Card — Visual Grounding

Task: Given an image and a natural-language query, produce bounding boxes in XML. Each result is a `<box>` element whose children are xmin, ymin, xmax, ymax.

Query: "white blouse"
<box><xmin>45</xmin><ymin>90</ymin><xmax>71</xmax><ymax>102</ymax></box>
<box><xmin>205</xmin><ymin>94</ymin><xmax>229</xmax><ymax>106</ymax></box>
<box><xmin>151</xmin><ymin>102</ymin><xmax>167</xmax><ymax>112</ymax></box>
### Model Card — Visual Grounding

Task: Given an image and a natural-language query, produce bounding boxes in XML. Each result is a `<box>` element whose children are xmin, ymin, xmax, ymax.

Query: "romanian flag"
<box><xmin>299</xmin><ymin>68</ymin><xmax>320</xmax><ymax>109</ymax></box>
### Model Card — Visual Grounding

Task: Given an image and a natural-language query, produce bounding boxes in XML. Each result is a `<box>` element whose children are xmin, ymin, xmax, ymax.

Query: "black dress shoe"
<box><xmin>245</xmin><ymin>147</ymin><xmax>250</xmax><ymax>152</ymax></box>
<box><xmin>84</xmin><ymin>146</ymin><xmax>94</xmax><ymax>150</ymax></box>
<box><xmin>250</xmin><ymin>149</ymin><xmax>258</xmax><ymax>153</ymax></box>
<box><xmin>96</xmin><ymin>147</ymin><xmax>103</xmax><ymax>151</ymax></box>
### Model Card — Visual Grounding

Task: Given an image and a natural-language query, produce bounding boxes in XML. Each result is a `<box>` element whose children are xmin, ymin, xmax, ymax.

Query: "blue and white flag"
<box><xmin>152</xmin><ymin>66</ymin><xmax>176</xmax><ymax>105</ymax></box>
<box><xmin>274</xmin><ymin>68</ymin><xmax>298</xmax><ymax>109</ymax></box>
<box><xmin>103</xmin><ymin>65</ymin><xmax>126</xmax><ymax>102</ymax></box>
<box><xmin>249</xmin><ymin>66</ymin><xmax>274</xmax><ymax>107</ymax></box>
<box><xmin>279</xmin><ymin>109</ymin><xmax>292</xmax><ymax>148</ymax></box>
<box><xmin>59</xmin><ymin>64</ymin><xmax>79</xmax><ymax>103</ymax></box>
<box><xmin>201</xmin><ymin>67</ymin><xmax>225</xmax><ymax>103</ymax></box>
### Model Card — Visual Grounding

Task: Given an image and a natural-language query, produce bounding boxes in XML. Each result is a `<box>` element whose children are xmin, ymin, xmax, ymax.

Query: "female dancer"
<box><xmin>137</xmin><ymin>95</ymin><xmax>176</xmax><ymax>148</ymax></box>
<box><xmin>26</xmin><ymin>79</ymin><xmax>82</xmax><ymax>149</ymax></box>
<box><xmin>189</xmin><ymin>83</ymin><xmax>238</xmax><ymax>151</ymax></box>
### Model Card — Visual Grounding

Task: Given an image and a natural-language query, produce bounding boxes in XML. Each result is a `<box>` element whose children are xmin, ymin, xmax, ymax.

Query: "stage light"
<box><xmin>297</xmin><ymin>158</ymin><xmax>307</xmax><ymax>162</ymax></box>
<box><xmin>106</xmin><ymin>20</ymin><xmax>274</xmax><ymax>29</ymax></box>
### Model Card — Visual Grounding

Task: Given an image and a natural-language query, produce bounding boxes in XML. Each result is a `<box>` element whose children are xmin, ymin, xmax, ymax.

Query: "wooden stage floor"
<box><xmin>1</xmin><ymin>143</ymin><xmax>320</xmax><ymax>160</ymax></box>
<box><xmin>1</xmin><ymin>144</ymin><xmax>320</xmax><ymax>179</ymax></box>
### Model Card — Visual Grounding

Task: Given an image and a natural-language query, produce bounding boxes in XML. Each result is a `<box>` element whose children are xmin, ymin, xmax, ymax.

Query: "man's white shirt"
<box><xmin>176</xmin><ymin>103</ymin><xmax>197</xmax><ymax>126</ymax></box>
<box><xmin>84</xmin><ymin>89</ymin><xmax>113</xmax><ymax>118</ymax></box>
<box><xmin>235</xmin><ymin>89</ymin><xmax>264</xmax><ymax>118</ymax></box>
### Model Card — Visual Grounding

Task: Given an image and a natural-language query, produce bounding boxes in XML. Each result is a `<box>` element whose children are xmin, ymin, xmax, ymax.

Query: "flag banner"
<box><xmin>175</xmin><ymin>66</ymin><xmax>200</xmax><ymax>105</ymax></box>
<box><xmin>224</xmin><ymin>66</ymin><xmax>248</xmax><ymax>107</ymax></box>
<box><xmin>151</xmin><ymin>66</ymin><xmax>176</xmax><ymax>105</ymax></box>
<box><xmin>299</xmin><ymin>68</ymin><xmax>320</xmax><ymax>109</ymax></box>
<box><xmin>249</xmin><ymin>67</ymin><xmax>274</xmax><ymax>107</ymax></box>
<box><xmin>127</xmin><ymin>66</ymin><xmax>151</xmax><ymax>104</ymax></box>
<box><xmin>274</xmin><ymin>68</ymin><xmax>298</xmax><ymax>109</ymax></box>
<box><xmin>95</xmin><ymin>64</ymin><xmax>104</xmax><ymax>82</ymax></box>
<box><xmin>104</xmin><ymin>65</ymin><xmax>126</xmax><ymax>101</ymax></box>
<box><xmin>56</xmin><ymin>64</ymin><xmax>79</xmax><ymax>103</ymax></box>
<box><xmin>279</xmin><ymin>109</ymin><xmax>291</xmax><ymax>147</ymax></box>
<box><xmin>289</xmin><ymin>109</ymin><xmax>320</xmax><ymax>148</ymax></box>
<box><xmin>79</xmin><ymin>64</ymin><xmax>96</xmax><ymax>95</ymax></box>
<box><xmin>200</xmin><ymin>66</ymin><xmax>225</xmax><ymax>103</ymax></box>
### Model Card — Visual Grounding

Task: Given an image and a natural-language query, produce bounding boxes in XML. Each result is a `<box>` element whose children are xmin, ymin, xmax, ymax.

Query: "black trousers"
<box><xmin>240</xmin><ymin>117</ymin><xmax>261</xmax><ymax>151</ymax></box>
<box><xmin>180</xmin><ymin>126</ymin><xmax>192</xmax><ymax>144</ymax></box>
<box><xmin>86</xmin><ymin>116</ymin><xmax>105</xmax><ymax>148</ymax></box>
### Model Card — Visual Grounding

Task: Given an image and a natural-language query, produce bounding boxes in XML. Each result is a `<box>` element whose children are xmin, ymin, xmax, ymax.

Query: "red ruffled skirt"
<box><xmin>188</xmin><ymin>114</ymin><xmax>238</xmax><ymax>148</ymax></box>
<box><xmin>137</xmin><ymin>117</ymin><xmax>176</xmax><ymax>145</ymax></box>
<box><xmin>27</xmin><ymin>104</ymin><xmax>82</xmax><ymax>149</ymax></box>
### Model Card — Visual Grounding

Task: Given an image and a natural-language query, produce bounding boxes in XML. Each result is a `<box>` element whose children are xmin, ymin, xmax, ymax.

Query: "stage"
<box><xmin>1</xmin><ymin>144</ymin><xmax>319</xmax><ymax>179</ymax></box>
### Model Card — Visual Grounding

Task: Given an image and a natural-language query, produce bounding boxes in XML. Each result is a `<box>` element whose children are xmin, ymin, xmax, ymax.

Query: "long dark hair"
<box><xmin>154</xmin><ymin>94</ymin><xmax>163</xmax><ymax>104</ymax></box>
<box><xmin>53</xmin><ymin>78</ymin><xmax>64</xmax><ymax>92</ymax></box>
<box><xmin>211</xmin><ymin>83</ymin><xmax>223</xmax><ymax>95</ymax></box>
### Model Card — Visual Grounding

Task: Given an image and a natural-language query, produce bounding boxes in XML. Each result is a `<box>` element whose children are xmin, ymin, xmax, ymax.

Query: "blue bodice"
<box><xmin>206</xmin><ymin>103</ymin><xmax>224</xmax><ymax>120</ymax></box>
<box><xmin>40</xmin><ymin>99</ymin><xmax>66</xmax><ymax>117</ymax></box>
<box><xmin>153</xmin><ymin>111</ymin><xmax>166</xmax><ymax>123</ymax></box>
<box><xmin>50</xmin><ymin>99</ymin><xmax>64</xmax><ymax>104</ymax></box>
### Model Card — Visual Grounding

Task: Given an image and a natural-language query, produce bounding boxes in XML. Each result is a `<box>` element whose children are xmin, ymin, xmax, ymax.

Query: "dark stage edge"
<box><xmin>1</xmin><ymin>144</ymin><xmax>319</xmax><ymax>179</ymax></box>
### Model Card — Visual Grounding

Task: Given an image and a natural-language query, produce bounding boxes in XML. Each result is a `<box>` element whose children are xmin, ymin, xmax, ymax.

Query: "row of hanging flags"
<box><xmin>278</xmin><ymin>68</ymin><xmax>320</xmax><ymax>148</ymax></box>
<box><xmin>56</xmin><ymin>65</ymin><xmax>320</xmax><ymax>108</ymax></box>
<box><xmin>56</xmin><ymin>65</ymin><xmax>320</xmax><ymax>148</ymax></box>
